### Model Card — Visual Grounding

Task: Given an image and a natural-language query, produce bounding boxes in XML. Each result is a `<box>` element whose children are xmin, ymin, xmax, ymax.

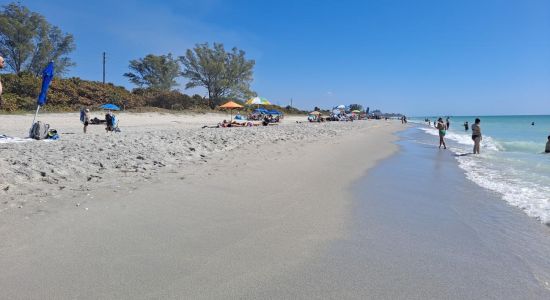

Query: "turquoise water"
<box><xmin>410</xmin><ymin>115</ymin><xmax>550</xmax><ymax>225</ymax></box>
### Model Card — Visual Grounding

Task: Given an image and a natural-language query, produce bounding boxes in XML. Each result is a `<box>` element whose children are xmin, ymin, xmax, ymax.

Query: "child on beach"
<box><xmin>437</xmin><ymin>118</ymin><xmax>447</xmax><ymax>149</ymax></box>
<box><xmin>472</xmin><ymin>118</ymin><xmax>482</xmax><ymax>154</ymax></box>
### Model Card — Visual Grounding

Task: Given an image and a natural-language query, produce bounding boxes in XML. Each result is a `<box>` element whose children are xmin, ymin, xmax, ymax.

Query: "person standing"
<box><xmin>545</xmin><ymin>136</ymin><xmax>550</xmax><ymax>153</ymax></box>
<box><xmin>83</xmin><ymin>108</ymin><xmax>91</xmax><ymax>133</ymax></box>
<box><xmin>437</xmin><ymin>118</ymin><xmax>447</xmax><ymax>149</ymax></box>
<box><xmin>464</xmin><ymin>121</ymin><xmax>469</xmax><ymax>131</ymax></box>
<box><xmin>446</xmin><ymin>117</ymin><xmax>450</xmax><ymax>130</ymax></box>
<box><xmin>0</xmin><ymin>56</ymin><xmax>5</xmax><ymax>107</ymax></box>
<box><xmin>472</xmin><ymin>118</ymin><xmax>482</xmax><ymax>154</ymax></box>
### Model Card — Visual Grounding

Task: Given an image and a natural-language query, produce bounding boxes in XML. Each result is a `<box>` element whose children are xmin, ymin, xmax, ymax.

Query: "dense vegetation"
<box><xmin>0</xmin><ymin>2</ymin><xmax>305</xmax><ymax>114</ymax></box>
<box><xmin>0</xmin><ymin>73</ymin><xmax>305</xmax><ymax>114</ymax></box>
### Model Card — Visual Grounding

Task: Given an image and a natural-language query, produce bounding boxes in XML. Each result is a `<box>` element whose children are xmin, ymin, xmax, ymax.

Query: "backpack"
<box><xmin>30</xmin><ymin>121</ymin><xmax>50</xmax><ymax>140</ymax></box>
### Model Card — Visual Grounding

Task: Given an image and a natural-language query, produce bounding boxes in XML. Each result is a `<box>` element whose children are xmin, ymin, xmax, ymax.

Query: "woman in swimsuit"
<box><xmin>437</xmin><ymin>117</ymin><xmax>447</xmax><ymax>149</ymax></box>
<box><xmin>471</xmin><ymin>118</ymin><xmax>482</xmax><ymax>154</ymax></box>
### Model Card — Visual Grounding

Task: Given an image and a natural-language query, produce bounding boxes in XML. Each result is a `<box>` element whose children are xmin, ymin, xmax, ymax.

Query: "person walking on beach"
<box><xmin>545</xmin><ymin>136</ymin><xmax>550</xmax><ymax>153</ymax></box>
<box><xmin>82</xmin><ymin>108</ymin><xmax>91</xmax><ymax>133</ymax></box>
<box><xmin>0</xmin><ymin>56</ymin><xmax>5</xmax><ymax>107</ymax></box>
<box><xmin>472</xmin><ymin>118</ymin><xmax>482</xmax><ymax>154</ymax></box>
<box><xmin>437</xmin><ymin>118</ymin><xmax>447</xmax><ymax>149</ymax></box>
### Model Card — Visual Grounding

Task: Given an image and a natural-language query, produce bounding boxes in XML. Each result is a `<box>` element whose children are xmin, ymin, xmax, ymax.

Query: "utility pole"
<box><xmin>290</xmin><ymin>98</ymin><xmax>293</xmax><ymax>108</ymax></box>
<box><xmin>102</xmin><ymin>52</ymin><xmax>106</xmax><ymax>84</ymax></box>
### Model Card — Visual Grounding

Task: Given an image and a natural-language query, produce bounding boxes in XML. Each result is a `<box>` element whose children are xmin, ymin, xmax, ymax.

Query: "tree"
<box><xmin>124</xmin><ymin>54</ymin><xmax>180</xmax><ymax>91</ymax></box>
<box><xmin>0</xmin><ymin>2</ymin><xmax>75</xmax><ymax>75</ymax></box>
<box><xmin>179</xmin><ymin>43</ymin><xmax>255</xmax><ymax>108</ymax></box>
<box><xmin>348</xmin><ymin>104</ymin><xmax>363</xmax><ymax>111</ymax></box>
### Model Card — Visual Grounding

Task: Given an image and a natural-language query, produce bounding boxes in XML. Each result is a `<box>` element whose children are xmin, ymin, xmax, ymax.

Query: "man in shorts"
<box><xmin>0</xmin><ymin>56</ymin><xmax>5</xmax><ymax>107</ymax></box>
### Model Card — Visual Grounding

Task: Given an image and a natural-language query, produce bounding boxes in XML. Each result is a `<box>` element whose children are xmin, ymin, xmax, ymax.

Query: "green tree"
<box><xmin>179</xmin><ymin>43</ymin><xmax>255</xmax><ymax>108</ymax></box>
<box><xmin>348</xmin><ymin>104</ymin><xmax>363</xmax><ymax>111</ymax></box>
<box><xmin>124</xmin><ymin>54</ymin><xmax>180</xmax><ymax>91</ymax></box>
<box><xmin>0</xmin><ymin>2</ymin><xmax>75</xmax><ymax>75</ymax></box>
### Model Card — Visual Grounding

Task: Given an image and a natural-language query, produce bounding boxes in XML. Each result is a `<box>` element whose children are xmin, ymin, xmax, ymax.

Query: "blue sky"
<box><xmin>15</xmin><ymin>0</ymin><xmax>550</xmax><ymax>115</ymax></box>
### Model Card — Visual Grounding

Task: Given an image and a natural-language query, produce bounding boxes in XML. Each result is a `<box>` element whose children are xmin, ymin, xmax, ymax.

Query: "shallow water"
<box><xmin>411</xmin><ymin>115</ymin><xmax>550</xmax><ymax>224</ymax></box>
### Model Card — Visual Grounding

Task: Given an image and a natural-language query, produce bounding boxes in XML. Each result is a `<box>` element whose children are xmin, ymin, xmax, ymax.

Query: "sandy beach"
<box><xmin>0</xmin><ymin>113</ymin><xmax>401</xmax><ymax>298</ymax></box>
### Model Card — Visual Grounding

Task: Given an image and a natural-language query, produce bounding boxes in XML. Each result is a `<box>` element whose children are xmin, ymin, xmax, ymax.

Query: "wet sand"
<box><xmin>253</xmin><ymin>127</ymin><xmax>550</xmax><ymax>299</ymax></box>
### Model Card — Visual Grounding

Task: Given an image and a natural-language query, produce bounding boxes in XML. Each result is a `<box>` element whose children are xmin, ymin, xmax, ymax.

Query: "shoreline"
<box><xmin>0</xmin><ymin>114</ymin><xmax>402</xmax><ymax>298</ymax></box>
<box><xmin>256</xmin><ymin>126</ymin><xmax>550</xmax><ymax>299</ymax></box>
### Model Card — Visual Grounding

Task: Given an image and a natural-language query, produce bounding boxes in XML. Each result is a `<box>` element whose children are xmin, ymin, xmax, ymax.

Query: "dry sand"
<box><xmin>0</xmin><ymin>112</ymin><xmax>401</xmax><ymax>299</ymax></box>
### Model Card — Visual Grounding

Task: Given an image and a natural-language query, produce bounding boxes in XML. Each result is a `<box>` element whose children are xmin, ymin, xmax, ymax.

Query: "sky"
<box><xmin>10</xmin><ymin>0</ymin><xmax>550</xmax><ymax>115</ymax></box>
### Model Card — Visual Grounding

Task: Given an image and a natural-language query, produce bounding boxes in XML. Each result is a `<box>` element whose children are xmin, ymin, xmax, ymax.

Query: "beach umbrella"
<box><xmin>336</xmin><ymin>104</ymin><xmax>345</xmax><ymax>109</ymax></box>
<box><xmin>253</xmin><ymin>108</ymin><xmax>269</xmax><ymax>114</ymax></box>
<box><xmin>246</xmin><ymin>97</ymin><xmax>271</xmax><ymax>108</ymax></box>
<box><xmin>309</xmin><ymin>111</ymin><xmax>321</xmax><ymax>115</ymax></box>
<box><xmin>352</xmin><ymin>110</ymin><xmax>361</xmax><ymax>113</ymax></box>
<box><xmin>100</xmin><ymin>103</ymin><xmax>121</xmax><ymax>111</ymax></box>
<box><xmin>31</xmin><ymin>61</ymin><xmax>54</xmax><ymax>126</ymax></box>
<box><xmin>219</xmin><ymin>101</ymin><xmax>243</xmax><ymax>121</ymax></box>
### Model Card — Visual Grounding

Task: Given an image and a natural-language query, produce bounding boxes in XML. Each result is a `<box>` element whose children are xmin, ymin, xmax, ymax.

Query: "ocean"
<box><xmin>410</xmin><ymin>115</ymin><xmax>550</xmax><ymax>225</ymax></box>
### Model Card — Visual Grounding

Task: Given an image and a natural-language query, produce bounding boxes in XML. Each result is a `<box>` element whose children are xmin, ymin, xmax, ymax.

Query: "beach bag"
<box><xmin>47</xmin><ymin>129</ymin><xmax>59</xmax><ymax>140</ymax></box>
<box><xmin>30</xmin><ymin>121</ymin><xmax>50</xmax><ymax>140</ymax></box>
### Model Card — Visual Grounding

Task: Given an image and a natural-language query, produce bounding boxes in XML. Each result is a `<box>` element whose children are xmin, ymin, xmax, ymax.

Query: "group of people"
<box><xmin>81</xmin><ymin>108</ymin><xmax>118</xmax><ymax>133</ymax></box>
<box><xmin>436</xmin><ymin>117</ymin><xmax>482</xmax><ymax>154</ymax></box>
<box><xmin>437</xmin><ymin>117</ymin><xmax>550</xmax><ymax>154</ymax></box>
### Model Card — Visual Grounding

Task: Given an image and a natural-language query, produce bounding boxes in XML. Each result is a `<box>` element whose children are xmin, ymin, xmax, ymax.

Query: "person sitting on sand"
<box><xmin>262</xmin><ymin>116</ymin><xmax>270</xmax><ymax>126</ymax></box>
<box><xmin>545</xmin><ymin>136</ymin><xmax>550</xmax><ymax>153</ymax></box>
<box><xmin>437</xmin><ymin>118</ymin><xmax>447</xmax><ymax>149</ymax></box>
<box><xmin>472</xmin><ymin>118</ymin><xmax>482</xmax><ymax>154</ymax></box>
<box><xmin>105</xmin><ymin>111</ymin><xmax>115</xmax><ymax>132</ymax></box>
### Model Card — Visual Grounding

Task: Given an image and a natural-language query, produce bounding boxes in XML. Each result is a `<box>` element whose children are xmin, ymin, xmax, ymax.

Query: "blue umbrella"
<box><xmin>31</xmin><ymin>61</ymin><xmax>54</xmax><ymax>126</ymax></box>
<box><xmin>100</xmin><ymin>103</ymin><xmax>121</xmax><ymax>111</ymax></box>
<box><xmin>37</xmin><ymin>62</ymin><xmax>54</xmax><ymax>106</ymax></box>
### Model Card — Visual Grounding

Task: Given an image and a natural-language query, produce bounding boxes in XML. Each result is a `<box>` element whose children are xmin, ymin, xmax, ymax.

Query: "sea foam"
<box><xmin>416</xmin><ymin>125</ymin><xmax>550</xmax><ymax>225</ymax></box>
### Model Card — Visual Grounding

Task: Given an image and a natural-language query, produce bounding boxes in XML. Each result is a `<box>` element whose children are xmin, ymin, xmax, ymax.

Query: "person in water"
<box><xmin>446</xmin><ymin>117</ymin><xmax>450</xmax><ymax>130</ymax></box>
<box><xmin>464</xmin><ymin>121</ymin><xmax>469</xmax><ymax>131</ymax></box>
<box><xmin>532</xmin><ymin>122</ymin><xmax>535</xmax><ymax>126</ymax></box>
<box><xmin>472</xmin><ymin>118</ymin><xmax>482</xmax><ymax>154</ymax></box>
<box><xmin>437</xmin><ymin>118</ymin><xmax>447</xmax><ymax>149</ymax></box>
<box><xmin>545</xmin><ymin>136</ymin><xmax>550</xmax><ymax>153</ymax></box>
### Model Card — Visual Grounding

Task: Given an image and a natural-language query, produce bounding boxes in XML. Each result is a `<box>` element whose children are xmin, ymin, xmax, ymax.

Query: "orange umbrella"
<box><xmin>219</xmin><ymin>101</ymin><xmax>243</xmax><ymax>109</ymax></box>
<box><xmin>219</xmin><ymin>101</ymin><xmax>244</xmax><ymax>121</ymax></box>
